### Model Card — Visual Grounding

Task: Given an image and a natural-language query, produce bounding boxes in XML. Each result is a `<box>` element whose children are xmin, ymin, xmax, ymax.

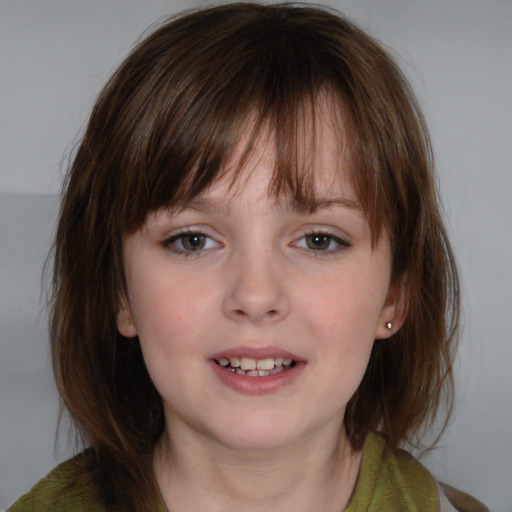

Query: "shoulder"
<box><xmin>438</xmin><ymin>483</ymin><xmax>460</xmax><ymax>512</ymax></box>
<box><xmin>7</xmin><ymin>456</ymin><xmax>106</xmax><ymax>512</ymax></box>
<box><xmin>346</xmin><ymin>433</ymin><xmax>440</xmax><ymax>512</ymax></box>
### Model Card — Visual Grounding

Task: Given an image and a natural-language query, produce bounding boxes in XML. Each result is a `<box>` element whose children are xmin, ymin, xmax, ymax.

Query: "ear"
<box><xmin>374</xmin><ymin>276</ymin><xmax>408</xmax><ymax>340</ymax></box>
<box><xmin>116</xmin><ymin>299</ymin><xmax>138</xmax><ymax>338</ymax></box>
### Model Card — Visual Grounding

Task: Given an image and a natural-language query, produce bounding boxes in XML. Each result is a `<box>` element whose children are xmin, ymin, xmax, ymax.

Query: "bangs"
<box><xmin>79</xmin><ymin>2</ymin><xmax>422</xmax><ymax>247</ymax></box>
<box><xmin>94</xmin><ymin>5</ymin><xmax>383</xmax><ymax>237</ymax></box>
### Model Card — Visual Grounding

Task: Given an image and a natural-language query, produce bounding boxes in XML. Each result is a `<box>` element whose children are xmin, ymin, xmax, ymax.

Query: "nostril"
<box><xmin>233</xmin><ymin>308</ymin><xmax>278</xmax><ymax>319</ymax></box>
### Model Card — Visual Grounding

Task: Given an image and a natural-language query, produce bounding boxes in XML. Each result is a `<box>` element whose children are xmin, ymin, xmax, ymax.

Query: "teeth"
<box><xmin>256</xmin><ymin>357</ymin><xmax>274</xmax><ymax>371</ymax></box>
<box><xmin>240</xmin><ymin>357</ymin><xmax>257</xmax><ymax>370</ymax></box>
<box><xmin>216</xmin><ymin>356</ymin><xmax>296</xmax><ymax>377</ymax></box>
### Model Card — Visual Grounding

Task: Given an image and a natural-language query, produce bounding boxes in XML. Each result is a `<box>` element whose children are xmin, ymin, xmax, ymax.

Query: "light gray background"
<box><xmin>1</xmin><ymin>1</ymin><xmax>511</xmax><ymax>510</ymax></box>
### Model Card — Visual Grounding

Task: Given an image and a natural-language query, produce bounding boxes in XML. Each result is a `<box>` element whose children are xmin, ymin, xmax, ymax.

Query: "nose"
<box><xmin>223</xmin><ymin>248</ymin><xmax>290</xmax><ymax>323</ymax></box>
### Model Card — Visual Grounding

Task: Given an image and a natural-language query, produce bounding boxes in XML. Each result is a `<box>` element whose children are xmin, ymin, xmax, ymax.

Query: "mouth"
<box><xmin>214</xmin><ymin>356</ymin><xmax>296</xmax><ymax>377</ymax></box>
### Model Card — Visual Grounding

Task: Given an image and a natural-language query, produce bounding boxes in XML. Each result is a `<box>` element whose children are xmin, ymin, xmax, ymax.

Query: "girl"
<box><xmin>9</xmin><ymin>3</ymin><xmax>462</xmax><ymax>511</ymax></box>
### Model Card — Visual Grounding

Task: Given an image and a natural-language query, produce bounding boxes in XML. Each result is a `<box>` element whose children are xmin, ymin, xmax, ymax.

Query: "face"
<box><xmin>117</xmin><ymin>114</ymin><xmax>404</xmax><ymax>454</ymax></box>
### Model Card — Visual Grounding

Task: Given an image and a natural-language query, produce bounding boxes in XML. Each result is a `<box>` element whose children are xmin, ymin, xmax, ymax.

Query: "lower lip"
<box><xmin>209</xmin><ymin>360</ymin><xmax>305</xmax><ymax>395</ymax></box>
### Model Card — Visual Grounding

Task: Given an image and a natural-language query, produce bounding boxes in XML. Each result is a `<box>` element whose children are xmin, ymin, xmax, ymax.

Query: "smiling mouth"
<box><xmin>214</xmin><ymin>356</ymin><xmax>296</xmax><ymax>377</ymax></box>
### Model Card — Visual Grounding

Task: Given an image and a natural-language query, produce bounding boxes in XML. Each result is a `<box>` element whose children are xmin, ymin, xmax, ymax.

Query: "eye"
<box><xmin>294</xmin><ymin>232</ymin><xmax>349</xmax><ymax>253</ymax></box>
<box><xmin>164</xmin><ymin>231</ymin><xmax>220</xmax><ymax>253</ymax></box>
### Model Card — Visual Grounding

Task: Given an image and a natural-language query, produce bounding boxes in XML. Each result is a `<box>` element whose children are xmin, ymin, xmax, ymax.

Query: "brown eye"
<box><xmin>293</xmin><ymin>232</ymin><xmax>349</xmax><ymax>254</ymax></box>
<box><xmin>165</xmin><ymin>231</ymin><xmax>219</xmax><ymax>253</ymax></box>
<box><xmin>181</xmin><ymin>234</ymin><xmax>206</xmax><ymax>251</ymax></box>
<box><xmin>305</xmin><ymin>234</ymin><xmax>332</xmax><ymax>250</ymax></box>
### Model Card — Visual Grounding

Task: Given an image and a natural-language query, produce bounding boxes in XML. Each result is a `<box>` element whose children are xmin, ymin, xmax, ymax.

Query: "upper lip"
<box><xmin>211</xmin><ymin>346</ymin><xmax>304</xmax><ymax>362</ymax></box>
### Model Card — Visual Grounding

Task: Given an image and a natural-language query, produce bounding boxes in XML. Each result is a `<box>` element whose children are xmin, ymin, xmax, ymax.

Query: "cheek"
<box><xmin>128</xmin><ymin>277</ymin><xmax>213</xmax><ymax>406</ymax></box>
<box><xmin>299</xmin><ymin>269</ymin><xmax>387</xmax><ymax>387</ymax></box>
<box><xmin>127</xmin><ymin>271</ymin><xmax>221</xmax><ymax>356</ymax></box>
<box><xmin>303</xmin><ymin>270</ymin><xmax>387</xmax><ymax>337</ymax></box>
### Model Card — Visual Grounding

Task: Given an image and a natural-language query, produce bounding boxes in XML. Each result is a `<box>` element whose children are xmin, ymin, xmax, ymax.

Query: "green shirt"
<box><xmin>8</xmin><ymin>433</ymin><xmax>438</xmax><ymax>511</ymax></box>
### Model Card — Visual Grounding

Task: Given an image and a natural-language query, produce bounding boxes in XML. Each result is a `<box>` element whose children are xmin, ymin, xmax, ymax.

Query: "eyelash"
<box><xmin>293</xmin><ymin>231</ymin><xmax>350</xmax><ymax>255</ymax></box>
<box><xmin>162</xmin><ymin>229</ymin><xmax>220</xmax><ymax>256</ymax></box>
<box><xmin>163</xmin><ymin>228</ymin><xmax>349</xmax><ymax>258</ymax></box>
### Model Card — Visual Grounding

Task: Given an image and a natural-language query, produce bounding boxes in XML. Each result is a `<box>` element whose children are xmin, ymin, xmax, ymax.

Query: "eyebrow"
<box><xmin>174</xmin><ymin>195</ymin><xmax>362</xmax><ymax>216</ymax></box>
<box><xmin>288</xmin><ymin>196</ymin><xmax>362</xmax><ymax>214</ymax></box>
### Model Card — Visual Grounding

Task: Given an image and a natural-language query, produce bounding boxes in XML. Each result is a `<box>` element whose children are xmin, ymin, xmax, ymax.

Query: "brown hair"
<box><xmin>50</xmin><ymin>3</ymin><xmax>459</xmax><ymax>510</ymax></box>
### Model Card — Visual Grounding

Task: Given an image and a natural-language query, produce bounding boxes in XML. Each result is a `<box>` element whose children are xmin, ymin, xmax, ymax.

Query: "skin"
<box><xmin>117</xmin><ymin>113</ymin><xmax>405</xmax><ymax>511</ymax></box>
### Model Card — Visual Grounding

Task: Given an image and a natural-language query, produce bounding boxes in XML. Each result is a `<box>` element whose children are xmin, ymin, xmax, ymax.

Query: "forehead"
<box><xmin>193</xmin><ymin>97</ymin><xmax>357</xmax><ymax>211</ymax></box>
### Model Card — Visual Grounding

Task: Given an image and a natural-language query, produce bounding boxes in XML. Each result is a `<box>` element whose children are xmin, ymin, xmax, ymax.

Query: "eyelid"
<box><xmin>292</xmin><ymin>229</ymin><xmax>351</xmax><ymax>254</ymax></box>
<box><xmin>162</xmin><ymin>227</ymin><xmax>222</xmax><ymax>254</ymax></box>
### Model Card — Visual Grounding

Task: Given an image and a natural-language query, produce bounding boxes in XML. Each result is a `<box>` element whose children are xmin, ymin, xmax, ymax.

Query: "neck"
<box><xmin>154</xmin><ymin>419</ymin><xmax>362</xmax><ymax>512</ymax></box>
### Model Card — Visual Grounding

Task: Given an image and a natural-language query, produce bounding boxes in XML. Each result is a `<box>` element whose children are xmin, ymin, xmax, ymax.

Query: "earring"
<box><xmin>385</xmin><ymin>321</ymin><xmax>393</xmax><ymax>330</ymax></box>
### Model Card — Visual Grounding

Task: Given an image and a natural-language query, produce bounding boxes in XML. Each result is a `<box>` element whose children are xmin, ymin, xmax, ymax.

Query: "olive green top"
<box><xmin>8</xmin><ymin>433</ymin><xmax>438</xmax><ymax>511</ymax></box>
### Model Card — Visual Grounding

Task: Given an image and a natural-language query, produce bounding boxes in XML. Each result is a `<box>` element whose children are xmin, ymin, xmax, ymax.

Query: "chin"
<box><xmin>217</xmin><ymin>431</ymin><xmax>298</xmax><ymax>453</ymax></box>
<box><xmin>206</xmin><ymin>412</ymin><xmax>316</xmax><ymax>453</ymax></box>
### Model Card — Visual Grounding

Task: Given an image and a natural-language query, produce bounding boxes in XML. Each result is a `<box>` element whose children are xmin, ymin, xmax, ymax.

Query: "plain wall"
<box><xmin>1</xmin><ymin>1</ymin><xmax>511</xmax><ymax>510</ymax></box>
